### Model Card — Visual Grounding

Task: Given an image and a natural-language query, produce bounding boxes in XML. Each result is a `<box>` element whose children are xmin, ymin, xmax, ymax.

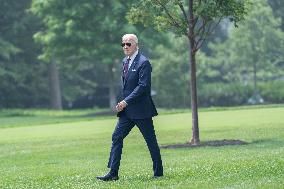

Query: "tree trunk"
<box><xmin>188</xmin><ymin>0</ymin><xmax>200</xmax><ymax>145</ymax></box>
<box><xmin>48</xmin><ymin>59</ymin><xmax>62</xmax><ymax>110</ymax></box>
<box><xmin>108</xmin><ymin>63</ymin><xmax>117</xmax><ymax>111</ymax></box>
<box><xmin>189</xmin><ymin>43</ymin><xmax>200</xmax><ymax>145</ymax></box>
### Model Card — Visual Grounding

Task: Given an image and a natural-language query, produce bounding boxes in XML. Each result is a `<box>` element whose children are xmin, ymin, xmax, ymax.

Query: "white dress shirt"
<box><xmin>127</xmin><ymin>50</ymin><xmax>138</xmax><ymax>70</ymax></box>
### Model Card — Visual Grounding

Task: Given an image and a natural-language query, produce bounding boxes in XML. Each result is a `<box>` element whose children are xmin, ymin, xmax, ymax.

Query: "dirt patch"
<box><xmin>161</xmin><ymin>139</ymin><xmax>247</xmax><ymax>149</ymax></box>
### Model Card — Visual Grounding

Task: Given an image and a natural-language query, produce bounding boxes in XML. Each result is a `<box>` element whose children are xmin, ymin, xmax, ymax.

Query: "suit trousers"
<box><xmin>107</xmin><ymin>115</ymin><xmax>163</xmax><ymax>176</ymax></box>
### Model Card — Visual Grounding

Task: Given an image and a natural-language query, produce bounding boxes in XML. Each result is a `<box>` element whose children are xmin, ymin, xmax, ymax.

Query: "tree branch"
<box><xmin>194</xmin><ymin>18</ymin><xmax>222</xmax><ymax>51</ymax></box>
<box><xmin>205</xmin><ymin>18</ymin><xmax>222</xmax><ymax>39</ymax></box>
<box><xmin>177</xmin><ymin>0</ymin><xmax>189</xmax><ymax>26</ymax></box>
<box><xmin>195</xmin><ymin>19</ymin><xmax>207</xmax><ymax>39</ymax></box>
<box><xmin>155</xmin><ymin>0</ymin><xmax>181</xmax><ymax>28</ymax></box>
<box><xmin>192</xmin><ymin>16</ymin><xmax>199</xmax><ymax>28</ymax></box>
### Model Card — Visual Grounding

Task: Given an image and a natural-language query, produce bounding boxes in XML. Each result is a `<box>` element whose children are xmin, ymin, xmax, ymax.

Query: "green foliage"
<box><xmin>0</xmin><ymin>0</ymin><xmax>26</xmax><ymax>60</ymax></box>
<box><xmin>127</xmin><ymin>0</ymin><xmax>250</xmax><ymax>116</ymax></box>
<box><xmin>202</xmin><ymin>0</ymin><xmax>284</xmax><ymax>104</ymax></box>
<box><xmin>259</xmin><ymin>81</ymin><xmax>284</xmax><ymax>103</ymax></box>
<box><xmin>198</xmin><ymin>81</ymin><xmax>284</xmax><ymax>106</ymax></box>
<box><xmin>198</xmin><ymin>82</ymin><xmax>252</xmax><ymax>106</ymax></box>
<box><xmin>127</xmin><ymin>0</ymin><xmax>250</xmax><ymax>37</ymax></box>
<box><xmin>268</xmin><ymin>0</ymin><xmax>284</xmax><ymax>30</ymax></box>
<box><xmin>30</xmin><ymin>0</ymin><xmax>168</xmax><ymax>107</ymax></box>
<box><xmin>127</xmin><ymin>1</ymin><xmax>187</xmax><ymax>35</ymax></box>
<box><xmin>196</xmin><ymin>82</ymin><xmax>284</xmax><ymax>107</ymax></box>
<box><xmin>0</xmin><ymin>38</ymin><xmax>20</xmax><ymax>60</ymax></box>
<box><xmin>0</xmin><ymin>106</ymin><xmax>284</xmax><ymax>188</ymax></box>
<box><xmin>151</xmin><ymin>0</ymin><xmax>284</xmax><ymax>108</ymax></box>
<box><xmin>31</xmin><ymin>0</ymin><xmax>126</xmax><ymax>105</ymax></box>
<box><xmin>31</xmin><ymin>0</ymin><xmax>98</xmax><ymax>61</ymax></box>
<box><xmin>228</xmin><ymin>0</ymin><xmax>284</xmax><ymax>71</ymax></box>
<box><xmin>152</xmin><ymin>35</ymin><xmax>190</xmax><ymax>108</ymax></box>
<box><xmin>31</xmin><ymin>0</ymin><xmax>132</xmax><ymax>62</ymax></box>
<box><xmin>193</xmin><ymin>0</ymin><xmax>249</xmax><ymax>26</ymax></box>
<box><xmin>1</xmin><ymin>0</ymin><xmax>282</xmax><ymax>109</ymax></box>
<box><xmin>0</xmin><ymin>0</ymin><xmax>49</xmax><ymax>108</ymax></box>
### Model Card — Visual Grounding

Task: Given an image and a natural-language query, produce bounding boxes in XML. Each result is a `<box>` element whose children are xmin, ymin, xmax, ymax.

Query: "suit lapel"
<box><xmin>123</xmin><ymin>53</ymin><xmax>140</xmax><ymax>87</ymax></box>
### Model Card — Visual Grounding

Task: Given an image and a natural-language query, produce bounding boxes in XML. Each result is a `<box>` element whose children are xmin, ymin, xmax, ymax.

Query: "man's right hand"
<box><xmin>116</xmin><ymin>101</ymin><xmax>127</xmax><ymax>112</ymax></box>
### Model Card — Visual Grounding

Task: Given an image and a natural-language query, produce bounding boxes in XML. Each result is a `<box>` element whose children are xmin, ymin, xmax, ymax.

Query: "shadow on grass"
<box><xmin>83</xmin><ymin>111</ymin><xmax>116</xmax><ymax>117</ymax></box>
<box><xmin>119</xmin><ymin>175</ymin><xmax>168</xmax><ymax>183</ymax></box>
<box><xmin>161</xmin><ymin>139</ymin><xmax>248</xmax><ymax>149</ymax></box>
<box><xmin>249</xmin><ymin>138</ymin><xmax>284</xmax><ymax>147</ymax></box>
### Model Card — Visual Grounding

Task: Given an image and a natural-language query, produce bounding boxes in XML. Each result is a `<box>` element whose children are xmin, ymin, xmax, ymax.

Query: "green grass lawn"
<box><xmin>0</xmin><ymin>106</ymin><xmax>283</xmax><ymax>188</ymax></box>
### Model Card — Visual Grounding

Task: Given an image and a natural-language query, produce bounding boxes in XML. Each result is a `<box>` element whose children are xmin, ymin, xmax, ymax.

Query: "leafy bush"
<box><xmin>153</xmin><ymin>80</ymin><xmax>284</xmax><ymax>108</ymax></box>
<box><xmin>259</xmin><ymin>81</ymin><xmax>284</xmax><ymax>103</ymax></box>
<box><xmin>198</xmin><ymin>82</ymin><xmax>253</xmax><ymax>107</ymax></box>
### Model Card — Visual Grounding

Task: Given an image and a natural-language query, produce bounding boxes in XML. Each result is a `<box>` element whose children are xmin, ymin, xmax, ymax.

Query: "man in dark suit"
<box><xmin>97</xmin><ymin>34</ymin><xmax>163</xmax><ymax>181</ymax></box>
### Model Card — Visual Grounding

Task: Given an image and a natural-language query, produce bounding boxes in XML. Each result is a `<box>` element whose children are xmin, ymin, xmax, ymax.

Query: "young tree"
<box><xmin>127</xmin><ymin>0</ymin><xmax>250</xmax><ymax>145</ymax></box>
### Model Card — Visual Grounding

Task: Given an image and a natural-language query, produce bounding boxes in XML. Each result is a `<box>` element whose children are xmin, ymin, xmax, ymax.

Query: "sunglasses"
<box><xmin>121</xmin><ymin>43</ymin><xmax>132</xmax><ymax>47</ymax></box>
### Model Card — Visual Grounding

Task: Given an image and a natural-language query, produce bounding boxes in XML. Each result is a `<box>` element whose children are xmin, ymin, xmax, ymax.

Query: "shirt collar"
<box><xmin>127</xmin><ymin>50</ymin><xmax>138</xmax><ymax>61</ymax></box>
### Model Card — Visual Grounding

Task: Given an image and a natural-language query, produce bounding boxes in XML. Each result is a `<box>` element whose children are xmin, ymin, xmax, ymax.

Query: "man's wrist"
<box><xmin>122</xmin><ymin>100</ymin><xmax>128</xmax><ymax>106</ymax></box>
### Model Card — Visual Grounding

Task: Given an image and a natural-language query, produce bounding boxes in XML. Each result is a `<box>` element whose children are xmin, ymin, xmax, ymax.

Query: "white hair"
<box><xmin>122</xmin><ymin>34</ymin><xmax>138</xmax><ymax>44</ymax></box>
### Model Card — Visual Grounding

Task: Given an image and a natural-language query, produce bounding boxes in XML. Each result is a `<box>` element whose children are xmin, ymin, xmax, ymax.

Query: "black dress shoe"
<box><xmin>96</xmin><ymin>172</ymin><xmax>119</xmax><ymax>181</ymax></box>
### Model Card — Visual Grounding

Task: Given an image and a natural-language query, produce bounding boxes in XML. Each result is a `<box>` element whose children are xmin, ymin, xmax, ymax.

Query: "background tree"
<box><xmin>31</xmin><ymin>0</ymin><xmax>168</xmax><ymax>110</ymax></box>
<box><xmin>205</xmin><ymin>0</ymin><xmax>284</xmax><ymax>104</ymax></box>
<box><xmin>0</xmin><ymin>1</ymin><xmax>21</xmax><ymax>60</ymax></box>
<box><xmin>127</xmin><ymin>0</ymin><xmax>250</xmax><ymax>145</ymax></box>
<box><xmin>31</xmin><ymin>0</ymin><xmax>124</xmax><ymax>110</ymax></box>
<box><xmin>2</xmin><ymin>0</ymin><xmax>282</xmax><ymax>109</ymax></box>
<box><xmin>0</xmin><ymin>0</ymin><xmax>49</xmax><ymax>108</ymax></box>
<box><xmin>268</xmin><ymin>0</ymin><xmax>284</xmax><ymax>31</ymax></box>
<box><xmin>268</xmin><ymin>0</ymin><xmax>284</xmax><ymax>70</ymax></box>
<box><xmin>152</xmin><ymin>34</ymin><xmax>190</xmax><ymax>108</ymax></box>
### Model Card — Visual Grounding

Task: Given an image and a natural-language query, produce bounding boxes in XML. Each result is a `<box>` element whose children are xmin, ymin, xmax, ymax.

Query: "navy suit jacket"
<box><xmin>117</xmin><ymin>52</ymin><xmax>158</xmax><ymax>119</ymax></box>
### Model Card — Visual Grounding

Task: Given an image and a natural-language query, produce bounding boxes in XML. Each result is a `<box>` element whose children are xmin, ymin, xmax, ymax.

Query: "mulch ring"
<box><xmin>161</xmin><ymin>139</ymin><xmax>248</xmax><ymax>149</ymax></box>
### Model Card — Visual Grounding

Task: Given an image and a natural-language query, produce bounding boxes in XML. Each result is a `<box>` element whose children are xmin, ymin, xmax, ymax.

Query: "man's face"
<box><xmin>122</xmin><ymin>38</ymin><xmax>137</xmax><ymax>57</ymax></box>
